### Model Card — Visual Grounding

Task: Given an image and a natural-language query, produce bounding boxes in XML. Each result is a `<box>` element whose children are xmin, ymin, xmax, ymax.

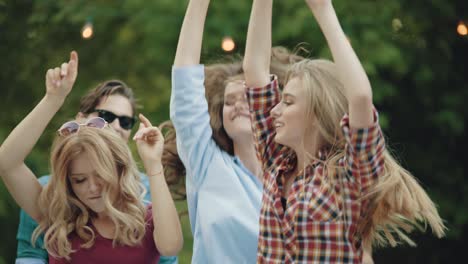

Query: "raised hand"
<box><xmin>173</xmin><ymin>0</ymin><xmax>210</xmax><ymax>66</ymax></box>
<box><xmin>45</xmin><ymin>51</ymin><xmax>79</xmax><ymax>99</ymax></box>
<box><xmin>304</xmin><ymin>0</ymin><xmax>375</xmax><ymax>127</ymax></box>
<box><xmin>134</xmin><ymin>114</ymin><xmax>165</xmax><ymax>174</ymax></box>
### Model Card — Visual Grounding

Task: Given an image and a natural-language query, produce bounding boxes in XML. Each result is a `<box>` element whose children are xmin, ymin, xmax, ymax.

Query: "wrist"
<box><xmin>44</xmin><ymin>94</ymin><xmax>66</xmax><ymax>105</ymax></box>
<box><xmin>145</xmin><ymin>163</ymin><xmax>163</xmax><ymax>177</ymax></box>
<box><xmin>147</xmin><ymin>170</ymin><xmax>164</xmax><ymax>178</ymax></box>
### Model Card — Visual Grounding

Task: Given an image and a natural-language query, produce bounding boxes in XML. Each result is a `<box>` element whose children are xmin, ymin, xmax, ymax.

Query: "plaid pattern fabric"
<box><xmin>246</xmin><ymin>76</ymin><xmax>385</xmax><ymax>263</ymax></box>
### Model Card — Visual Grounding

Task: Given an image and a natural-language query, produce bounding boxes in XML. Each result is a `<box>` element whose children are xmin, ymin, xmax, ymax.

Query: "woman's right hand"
<box><xmin>134</xmin><ymin>114</ymin><xmax>165</xmax><ymax>175</ymax></box>
<box><xmin>45</xmin><ymin>51</ymin><xmax>79</xmax><ymax>99</ymax></box>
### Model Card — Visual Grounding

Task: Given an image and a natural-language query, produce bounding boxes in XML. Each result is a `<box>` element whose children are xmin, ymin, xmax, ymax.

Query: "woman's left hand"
<box><xmin>134</xmin><ymin>114</ymin><xmax>164</xmax><ymax>169</ymax></box>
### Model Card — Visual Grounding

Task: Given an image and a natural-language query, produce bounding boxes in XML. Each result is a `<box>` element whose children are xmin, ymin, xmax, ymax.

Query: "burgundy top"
<box><xmin>49</xmin><ymin>205</ymin><xmax>160</xmax><ymax>264</ymax></box>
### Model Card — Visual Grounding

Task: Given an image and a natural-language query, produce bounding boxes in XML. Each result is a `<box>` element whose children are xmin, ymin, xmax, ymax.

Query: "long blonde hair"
<box><xmin>32</xmin><ymin>127</ymin><xmax>147</xmax><ymax>260</ymax></box>
<box><xmin>286</xmin><ymin>59</ymin><xmax>446</xmax><ymax>249</ymax></box>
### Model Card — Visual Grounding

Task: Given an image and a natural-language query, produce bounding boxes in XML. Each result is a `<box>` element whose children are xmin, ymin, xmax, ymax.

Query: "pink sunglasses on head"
<box><xmin>57</xmin><ymin>117</ymin><xmax>108</xmax><ymax>137</ymax></box>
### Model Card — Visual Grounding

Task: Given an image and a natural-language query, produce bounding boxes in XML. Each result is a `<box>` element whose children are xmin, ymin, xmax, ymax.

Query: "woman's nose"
<box><xmin>271</xmin><ymin>103</ymin><xmax>281</xmax><ymax>118</ymax></box>
<box><xmin>88</xmin><ymin>177</ymin><xmax>102</xmax><ymax>192</ymax></box>
<box><xmin>234</xmin><ymin>99</ymin><xmax>248</xmax><ymax>111</ymax></box>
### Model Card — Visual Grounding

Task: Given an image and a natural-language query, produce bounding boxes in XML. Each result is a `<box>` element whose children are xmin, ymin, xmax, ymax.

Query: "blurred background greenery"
<box><xmin>0</xmin><ymin>0</ymin><xmax>467</xmax><ymax>263</ymax></box>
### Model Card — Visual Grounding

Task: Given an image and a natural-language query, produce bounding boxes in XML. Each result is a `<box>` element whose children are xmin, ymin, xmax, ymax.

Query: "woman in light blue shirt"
<box><xmin>171</xmin><ymin>1</ymin><xmax>261</xmax><ymax>262</ymax></box>
<box><xmin>168</xmin><ymin>1</ymin><xmax>301</xmax><ymax>263</ymax></box>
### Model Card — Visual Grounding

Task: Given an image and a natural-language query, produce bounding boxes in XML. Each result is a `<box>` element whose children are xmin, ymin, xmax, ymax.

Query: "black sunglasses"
<box><xmin>93</xmin><ymin>109</ymin><xmax>136</xmax><ymax>130</ymax></box>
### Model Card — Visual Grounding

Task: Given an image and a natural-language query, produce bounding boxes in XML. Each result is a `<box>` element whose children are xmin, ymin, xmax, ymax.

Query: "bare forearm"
<box><xmin>147</xmin><ymin>163</ymin><xmax>183</xmax><ymax>256</ymax></box>
<box><xmin>0</xmin><ymin>95</ymin><xmax>64</xmax><ymax>174</ymax></box>
<box><xmin>310</xmin><ymin>4</ymin><xmax>373</xmax><ymax>126</ymax></box>
<box><xmin>0</xmin><ymin>95</ymin><xmax>62</xmax><ymax>221</ymax></box>
<box><xmin>243</xmin><ymin>0</ymin><xmax>273</xmax><ymax>87</ymax></box>
<box><xmin>0</xmin><ymin>51</ymin><xmax>77</xmax><ymax>221</ymax></box>
<box><xmin>133</xmin><ymin>115</ymin><xmax>182</xmax><ymax>255</ymax></box>
<box><xmin>174</xmin><ymin>0</ymin><xmax>210</xmax><ymax>67</ymax></box>
<box><xmin>2</xmin><ymin>165</ymin><xmax>42</xmax><ymax>221</ymax></box>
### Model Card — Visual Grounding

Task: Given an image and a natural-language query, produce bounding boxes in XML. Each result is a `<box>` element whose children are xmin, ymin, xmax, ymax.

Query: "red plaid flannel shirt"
<box><xmin>246</xmin><ymin>76</ymin><xmax>385</xmax><ymax>263</ymax></box>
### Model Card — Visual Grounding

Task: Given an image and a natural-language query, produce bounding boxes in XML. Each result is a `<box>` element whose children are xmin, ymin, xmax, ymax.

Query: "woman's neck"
<box><xmin>92</xmin><ymin>213</ymin><xmax>115</xmax><ymax>239</ymax></box>
<box><xmin>233</xmin><ymin>137</ymin><xmax>262</xmax><ymax>181</ymax></box>
<box><xmin>95</xmin><ymin>210</ymin><xmax>111</xmax><ymax>220</ymax></box>
<box><xmin>294</xmin><ymin>132</ymin><xmax>323</xmax><ymax>173</ymax></box>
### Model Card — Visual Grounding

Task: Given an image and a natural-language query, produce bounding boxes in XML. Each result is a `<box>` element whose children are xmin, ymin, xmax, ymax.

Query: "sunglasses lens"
<box><xmin>119</xmin><ymin>117</ymin><xmax>135</xmax><ymax>130</ymax></box>
<box><xmin>58</xmin><ymin>122</ymin><xmax>80</xmax><ymax>136</ymax></box>
<box><xmin>86</xmin><ymin>117</ymin><xmax>107</xmax><ymax>128</ymax></box>
<box><xmin>97</xmin><ymin>110</ymin><xmax>117</xmax><ymax>123</ymax></box>
<box><xmin>95</xmin><ymin>109</ymin><xmax>134</xmax><ymax>130</ymax></box>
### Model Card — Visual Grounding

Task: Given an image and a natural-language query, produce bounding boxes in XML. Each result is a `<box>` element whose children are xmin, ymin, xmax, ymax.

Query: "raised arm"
<box><xmin>243</xmin><ymin>0</ymin><xmax>285</xmax><ymax>171</ymax></box>
<box><xmin>134</xmin><ymin>114</ymin><xmax>183</xmax><ymax>256</ymax></box>
<box><xmin>0</xmin><ymin>51</ymin><xmax>78</xmax><ymax>221</ymax></box>
<box><xmin>306</xmin><ymin>0</ymin><xmax>373</xmax><ymax>128</ymax></box>
<box><xmin>173</xmin><ymin>0</ymin><xmax>210</xmax><ymax>67</ymax></box>
<box><xmin>243</xmin><ymin>0</ymin><xmax>273</xmax><ymax>87</ymax></box>
<box><xmin>170</xmin><ymin>0</ymin><xmax>220</xmax><ymax>187</ymax></box>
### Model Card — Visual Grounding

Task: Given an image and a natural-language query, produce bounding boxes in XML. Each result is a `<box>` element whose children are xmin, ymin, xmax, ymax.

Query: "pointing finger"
<box><xmin>68</xmin><ymin>51</ymin><xmax>79</xmax><ymax>79</ymax></box>
<box><xmin>70</xmin><ymin>51</ymin><xmax>78</xmax><ymax>65</ymax></box>
<box><xmin>138</xmin><ymin>113</ymin><xmax>153</xmax><ymax>128</ymax></box>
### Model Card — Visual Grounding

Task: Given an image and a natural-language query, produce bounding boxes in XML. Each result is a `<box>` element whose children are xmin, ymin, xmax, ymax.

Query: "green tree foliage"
<box><xmin>0</xmin><ymin>0</ymin><xmax>467</xmax><ymax>263</ymax></box>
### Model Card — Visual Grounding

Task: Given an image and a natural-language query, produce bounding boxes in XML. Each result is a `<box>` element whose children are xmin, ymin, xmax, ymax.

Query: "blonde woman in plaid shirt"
<box><xmin>243</xmin><ymin>0</ymin><xmax>446</xmax><ymax>263</ymax></box>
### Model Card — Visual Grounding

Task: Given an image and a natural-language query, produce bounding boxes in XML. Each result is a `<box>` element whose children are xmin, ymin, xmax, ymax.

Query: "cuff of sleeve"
<box><xmin>172</xmin><ymin>64</ymin><xmax>204</xmax><ymax>80</ymax></box>
<box><xmin>171</xmin><ymin>64</ymin><xmax>205</xmax><ymax>101</ymax></box>
<box><xmin>245</xmin><ymin>74</ymin><xmax>279</xmax><ymax>94</ymax></box>
<box><xmin>341</xmin><ymin>108</ymin><xmax>383</xmax><ymax>153</ymax></box>
<box><xmin>246</xmin><ymin>75</ymin><xmax>280</xmax><ymax>111</ymax></box>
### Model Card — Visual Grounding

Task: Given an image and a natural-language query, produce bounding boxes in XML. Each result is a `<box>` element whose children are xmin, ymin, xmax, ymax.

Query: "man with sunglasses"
<box><xmin>75</xmin><ymin>80</ymin><xmax>137</xmax><ymax>142</ymax></box>
<box><xmin>15</xmin><ymin>80</ymin><xmax>179</xmax><ymax>264</ymax></box>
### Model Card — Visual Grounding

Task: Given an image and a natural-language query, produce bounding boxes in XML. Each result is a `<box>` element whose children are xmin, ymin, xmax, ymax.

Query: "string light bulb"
<box><xmin>457</xmin><ymin>21</ymin><xmax>467</xmax><ymax>36</ymax></box>
<box><xmin>221</xmin><ymin>36</ymin><xmax>235</xmax><ymax>52</ymax></box>
<box><xmin>81</xmin><ymin>21</ymin><xmax>94</xmax><ymax>39</ymax></box>
<box><xmin>392</xmin><ymin>18</ymin><xmax>403</xmax><ymax>32</ymax></box>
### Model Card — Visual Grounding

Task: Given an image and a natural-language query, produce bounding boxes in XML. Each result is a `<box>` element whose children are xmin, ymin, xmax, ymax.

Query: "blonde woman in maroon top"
<box><xmin>243</xmin><ymin>0</ymin><xmax>445</xmax><ymax>263</ymax></box>
<box><xmin>0</xmin><ymin>52</ymin><xmax>183</xmax><ymax>263</ymax></box>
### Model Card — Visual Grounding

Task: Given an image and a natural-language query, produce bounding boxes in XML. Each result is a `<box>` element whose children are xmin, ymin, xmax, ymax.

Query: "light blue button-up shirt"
<box><xmin>171</xmin><ymin>65</ymin><xmax>263</xmax><ymax>264</ymax></box>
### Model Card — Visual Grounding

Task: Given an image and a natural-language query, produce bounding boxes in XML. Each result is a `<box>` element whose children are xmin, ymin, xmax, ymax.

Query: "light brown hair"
<box><xmin>79</xmin><ymin>80</ymin><xmax>137</xmax><ymax>116</ymax></box>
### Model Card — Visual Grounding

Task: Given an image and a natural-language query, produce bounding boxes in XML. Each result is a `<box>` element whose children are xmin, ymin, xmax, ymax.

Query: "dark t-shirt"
<box><xmin>49</xmin><ymin>205</ymin><xmax>159</xmax><ymax>264</ymax></box>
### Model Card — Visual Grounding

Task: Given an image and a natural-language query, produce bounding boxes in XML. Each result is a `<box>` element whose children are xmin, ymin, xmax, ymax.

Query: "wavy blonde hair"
<box><xmin>286</xmin><ymin>59</ymin><xmax>446</xmax><ymax>249</ymax></box>
<box><xmin>32</xmin><ymin>127</ymin><xmax>147</xmax><ymax>260</ymax></box>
